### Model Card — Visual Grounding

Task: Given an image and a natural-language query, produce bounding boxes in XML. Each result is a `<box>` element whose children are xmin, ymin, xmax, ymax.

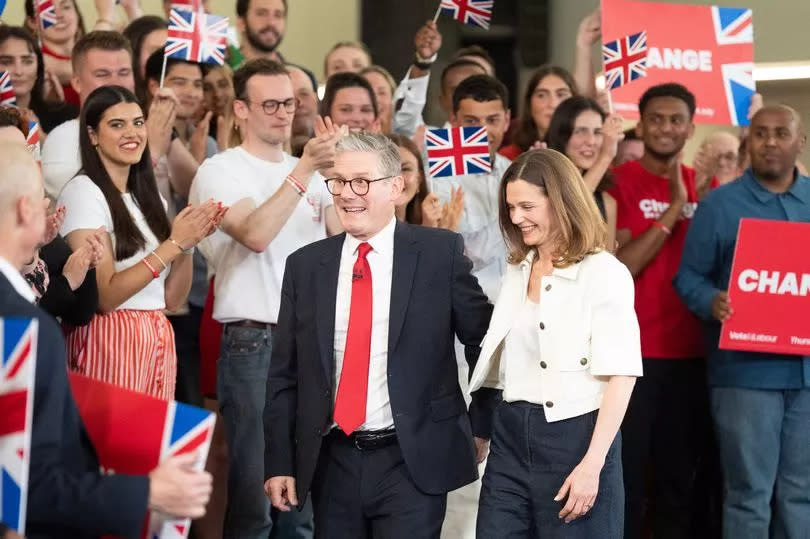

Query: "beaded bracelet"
<box><xmin>142</xmin><ymin>257</ymin><xmax>160</xmax><ymax>279</ymax></box>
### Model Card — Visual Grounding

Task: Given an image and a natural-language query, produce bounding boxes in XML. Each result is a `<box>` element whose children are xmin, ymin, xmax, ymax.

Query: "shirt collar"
<box><xmin>0</xmin><ymin>256</ymin><xmax>36</xmax><ymax>303</ymax></box>
<box><xmin>742</xmin><ymin>168</ymin><xmax>810</xmax><ymax>204</ymax></box>
<box><xmin>344</xmin><ymin>217</ymin><xmax>397</xmax><ymax>258</ymax></box>
<box><xmin>518</xmin><ymin>249</ymin><xmax>582</xmax><ymax>280</ymax></box>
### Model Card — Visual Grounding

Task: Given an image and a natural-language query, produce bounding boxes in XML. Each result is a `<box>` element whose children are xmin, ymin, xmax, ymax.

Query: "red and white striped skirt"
<box><xmin>65</xmin><ymin>309</ymin><xmax>177</xmax><ymax>401</ymax></box>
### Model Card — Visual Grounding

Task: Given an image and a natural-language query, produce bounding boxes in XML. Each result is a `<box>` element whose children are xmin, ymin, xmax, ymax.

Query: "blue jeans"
<box><xmin>477</xmin><ymin>402</ymin><xmax>624</xmax><ymax>538</ymax></box>
<box><xmin>218</xmin><ymin>325</ymin><xmax>314</xmax><ymax>539</ymax></box>
<box><xmin>710</xmin><ymin>387</ymin><xmax>810</xmax><ymax>539</ymax></box>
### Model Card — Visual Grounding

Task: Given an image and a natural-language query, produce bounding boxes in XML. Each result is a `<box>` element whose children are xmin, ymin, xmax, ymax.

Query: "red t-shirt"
<box><xmin>609</xmin><ymin>160</ymin><xmax>705</xmax><ymax>359</ymax></box>
<box><xmin>498</xmin><ymin>143</ymin><xmax>523</xmax><ymax>161</ymax></box>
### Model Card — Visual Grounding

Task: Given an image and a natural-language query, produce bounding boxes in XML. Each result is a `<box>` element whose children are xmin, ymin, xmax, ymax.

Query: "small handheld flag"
<box><xmin>436</xmin><ymin>0</ymin><xmax>494</xmax><ymax>30</ymax></box>
<box><xmin>602</xmin><ymin>30</ymin><xmax>649</xmax><ymax>90</ymax></box>
<box><xmin>425</xmin><ymin>126</ymin><xmax>491</xmax><ymax>179</ymax></box>
<box><xmin>0</xmin><ymin>318</ymin><xmax>39</xmax><ymax>536</ymax></box>
<box><xmin>27</xmin><ymin>121</ymin><xmax>41</xmax><ymax>161</ymax></box>
<box><xmin>0</xmin><ymin>70</ymin><xmax>16</xmax><ymax>106</ymax></box>
<box><xmin>165</xmin><ymin>8</ymin><xmax>229</xmax><ymax>66</ymax></box>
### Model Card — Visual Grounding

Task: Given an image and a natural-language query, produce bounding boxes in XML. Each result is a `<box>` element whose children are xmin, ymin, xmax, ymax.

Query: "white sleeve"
<box><xmin>41</xmin><ymin>123</ymin><xmax>81</xmax><ymax>199</ymax></box>
<box><xmin>392</xmin><ymin>72</ymin><xmax>429</xmax><ymax>138</ymax></box>
<box><xmin>192</xmin><ymin>159</ymin><xmax>245</xmax><ymax>208</ymax></box>
<box><xmin>57</xmin><ymin>176</ymin><xmax>113</xmax><ymax>236</ymax></box>
<box><xmin>588</xmin><ymin>256</ymin><xmax>644</xmax><ymax>377</ymax></box>
<box><xmin>460</xmin><ymin>217</ymin><xmax>504</xmax><ymax>270</ymax></box>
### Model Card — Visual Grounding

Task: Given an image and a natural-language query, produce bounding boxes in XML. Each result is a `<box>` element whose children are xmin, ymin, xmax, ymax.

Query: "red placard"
<box><xmin>720</xmin><ymin>219</ymin><xmax>810</xmax><ymax>355</ymax></box>
<box><xmin>601</xmin><ymin>0</ymin><xmax>755</xmax><ymax>126</ymax></box>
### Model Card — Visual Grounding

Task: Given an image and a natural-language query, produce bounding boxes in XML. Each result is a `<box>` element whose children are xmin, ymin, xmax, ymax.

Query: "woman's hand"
<box><xmin>555</xmin><ymin>456</ymin><xmax>603</xmax><ymax>524</ymax></box>
<box><xmin>439</xmin><ymin>186</ymin><xmax>465</xmax><ymax>232</ymax></box>
<box><xmin>420</xmin><ymin>192</ymin><xmax>442</xmax><ymax>227</ymax></box>
<box><xmin>599</xmin><ymin>114</ymin><xmax>625</xmax><ymax>162</ymax></box>
<box><xmin>190</xmin><ymin>111</ymin><xmax>213</xmax><ymax>163</ymax></box>
<box><xmin>170</xmin><ymin>200</ymin><xmax>225</xmax><ymax>249</ymax></box>
<box><xmin>63</xmin><ymin>246</ymin><xmax>93</xmax><ymax>291</ymax></box>
<box><xmin>43</xmin><ymin>204</ymin><xmax>66</xmax><ymax>245</ymax></box>
<box><xmin>42</xmin><ymin>69</ymin><xmax>65</xmax><ymax>103</ymax></box>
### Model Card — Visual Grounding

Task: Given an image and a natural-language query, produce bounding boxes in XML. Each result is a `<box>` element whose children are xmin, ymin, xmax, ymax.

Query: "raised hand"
<box><xmin>599</xmin><ymin>114</ymin><xmax>625</xmax><ymax>162</ymax></box>
<box><xmin>190</xmin><ymin>111</ymin><xmax>213</xmax><ymax>163</ymax></box>
<box><xmin>420</xmin><ymin>192</ymin><xmax>443</xmax><ymax>227</ymax></box>
<box><xmin>43</xmin><ymin>204</ymin><xmax>66</xmax><ymax>245</ymax></box>
<box><xmin>170</xmin><ymin>200</ymin><xmax>222</xmax><ymax>249</ymax></box>
<box><xmin>63</xmin><ymin>246</ymin><xmax>93</xmax><ymax>291</ymax></box>
<box><xmin>42</xmin><ymin>69</ymin><xmax>65</xmax><ymax>103</ymax></box>
<box><xmin>439</xmin><ymin>186</ymin><xmax>465</xmax><ymax>232</ymax></box>
<box><xmin>414</xmin><ymin>20</ymin><xmax>442</xmax><ymax>60</ymax></box>
<box><xmin>302</xmin><ymin>116</ymin><xmax>347</xmax><ymax>172</ymax></box>
<box><xmin>147</xmin><ymin>88</ymin><xmax>179</xmax><ymax>160</ymax></box>
<box><xmin>576</xmin><ymin>9</ymin><xmax>602</xmax><ymax>49</ymax></box>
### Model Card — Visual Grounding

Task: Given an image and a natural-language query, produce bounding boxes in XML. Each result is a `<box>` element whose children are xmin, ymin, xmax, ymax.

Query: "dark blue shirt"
<box><xmin>674</xmin><ymin>168</ymin><xmax>810</xmax><ymax>389</ymax></box>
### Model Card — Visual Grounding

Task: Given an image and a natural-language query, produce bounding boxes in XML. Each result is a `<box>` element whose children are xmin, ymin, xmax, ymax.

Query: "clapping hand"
<box><xmin>43</xmin><ymin>204</ymin><xmax>66</xmax><ymax>245</ymax></box>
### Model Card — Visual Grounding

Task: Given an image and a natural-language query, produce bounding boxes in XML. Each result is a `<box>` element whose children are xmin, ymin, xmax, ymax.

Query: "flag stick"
<box><xmin>159</xmin><ymin>54</ymin><xmax>168</xmax><ymax>88</ymax></box>
<box><xmin>432</xmin><ymin>2</ymin><xmax>442</xmax><ymax>23</ymax></box>
<box><xmin>606</xmin><ymin>87</ymin><xmax>614</xmax><ymax>114</ymax></box>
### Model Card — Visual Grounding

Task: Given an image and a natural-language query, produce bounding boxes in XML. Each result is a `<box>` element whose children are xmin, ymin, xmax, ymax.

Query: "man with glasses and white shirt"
<box><xmin>189</xmin><ymin>58</ymin><xmax>342</xmax><ymax>538</ymax></box>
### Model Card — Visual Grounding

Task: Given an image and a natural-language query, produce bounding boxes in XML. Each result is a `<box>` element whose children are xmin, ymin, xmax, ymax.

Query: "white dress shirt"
<box><xmin>0</xmin><ymin>256</ymin><xmax>36</xmax><ymax>303</ymax></box>
<box><xmin>333</xmin><ymin>217</ymin><xmax>397</xmax><ymax>431</ymax></box>
<box><xmin>431</xmin><ymin>153</ymin><xmax>512</xmax><ymax>302</ymax></box>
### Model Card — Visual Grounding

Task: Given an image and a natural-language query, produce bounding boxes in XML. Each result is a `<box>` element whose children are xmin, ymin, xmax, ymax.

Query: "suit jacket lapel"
<box><xmin>317</xmin><ymin>235</ymin><xmax>343</xmax><ymax>379</ymax></box>
<box><xmin>388</xmin><ymin>222</ymin><xmax>418</xmax><ymax>353</ymax></box>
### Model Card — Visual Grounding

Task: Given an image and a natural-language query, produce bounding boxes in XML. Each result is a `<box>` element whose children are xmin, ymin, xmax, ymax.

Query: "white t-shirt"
<box><xmin>58</xmin><ymin>175</ymin><xmax>168</xmax><ymax>311</ymax></box>
<box><xmin>189</xmin><ymin>146</ymin><xmax>332</xmax><ymax>324</ymax></box>
<box><xmin>41</xmin><ymin>119</ymin><xmax>80</xmax><ymax>199</ymax></box>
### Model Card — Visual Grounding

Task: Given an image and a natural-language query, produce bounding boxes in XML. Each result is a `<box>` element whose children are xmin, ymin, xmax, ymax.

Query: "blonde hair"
<box><xmin>360</xmin><ymin>65</ymin><xmax>396</xmax><ymax>95</ymax></box>
<box><xmin>498</xmin><ymin>149</ymin><xmax>606</xmax><ymax>266</ymax></box>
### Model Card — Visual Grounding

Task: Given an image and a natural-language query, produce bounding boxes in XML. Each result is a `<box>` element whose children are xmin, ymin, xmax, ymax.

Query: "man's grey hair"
<box><xmin>335</xmin><ymin>132</ymin><xmax>402</xmax><ymax>177</ymax></box>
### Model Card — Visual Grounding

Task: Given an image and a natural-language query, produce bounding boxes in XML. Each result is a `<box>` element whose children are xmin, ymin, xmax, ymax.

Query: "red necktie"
<box><xmin>334</xmin><ymin>242</ymin><xmax>373</xmax><ymax>434</ymax></box>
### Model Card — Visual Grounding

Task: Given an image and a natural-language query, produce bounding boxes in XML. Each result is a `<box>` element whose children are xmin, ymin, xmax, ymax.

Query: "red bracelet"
<box><xmin>286</xmin><ymin>174</ymin><xmax>306</xmax><ymax>196</ymax></box>
<box><xmin>652</xmin><ymin>221</ymin><xmax>672</xmax><ymax>235</ymax></box>
<box><xmin>141</xmin><ymin>257</ymin><xmax>160</xmax><ymax>279</ymax></box>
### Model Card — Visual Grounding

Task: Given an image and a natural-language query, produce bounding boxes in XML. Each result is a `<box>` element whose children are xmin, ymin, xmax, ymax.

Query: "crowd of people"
<box><xmin>0</xmin><ymin>1</ymin><xmax>808</xmax><ymax>539</ymax></box>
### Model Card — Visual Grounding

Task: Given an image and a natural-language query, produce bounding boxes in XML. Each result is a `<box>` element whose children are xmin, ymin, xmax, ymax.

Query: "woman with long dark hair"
<box><xmin>58</xmin><ymin>85</ymin><xmax>224</xmax><ymax>400</ymax></box>
<box><xmin>0</xmin><ymin>26</ymin><xmax>76</xmax><ymax>132</ymax></box>
<box><xmin>499</xmin><ymin>66</ymin><xmax>578</xmax><ymax>161</ymax></box>
<box><xmin>545</xmin><ymin>96</ymin><xmax>624</xmax><ymax>251</ymax></box>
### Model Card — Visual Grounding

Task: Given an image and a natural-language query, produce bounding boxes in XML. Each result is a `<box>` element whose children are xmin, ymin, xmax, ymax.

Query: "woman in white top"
<box><xmin>59</xmin><ymin>85</ymin><xmax>223</xmax><ymax>400</ymax></box>
<box><xmin>471</xmin><ymin>149</ymin><xmax>642</xmax><ymax>537</ymax></box>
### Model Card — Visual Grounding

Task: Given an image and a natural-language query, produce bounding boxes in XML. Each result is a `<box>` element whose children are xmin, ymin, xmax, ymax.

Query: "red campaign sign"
<box><xmin>601</xmin><ymin>0</ymin><xmax>755</xmax><ymax>126</ymax></box>
<box><xmin>720</xmin><ymin>219</ymin><xmax>810</xmax><ymax>355</ymax></box>
<box><xmin>69</xmin><ymin>373</ymin><xmax>215</xmax><ymax>539</ymax></box>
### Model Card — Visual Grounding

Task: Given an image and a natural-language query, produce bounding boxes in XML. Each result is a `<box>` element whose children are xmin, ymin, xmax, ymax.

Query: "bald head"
<box><xmin>748</xmin><ymin>105</ymin><xmax>806</xmax><ymax>182</ymax></box>
<box><xmin>0</xmin><ymin>143</ymin><xmax>46</xmax><ymax>269</ymax></box>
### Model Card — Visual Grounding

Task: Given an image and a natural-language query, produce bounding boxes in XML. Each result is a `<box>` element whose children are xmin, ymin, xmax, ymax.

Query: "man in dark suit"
<box><xmin>0</xmin><ymin>143</ymin><xmax>212</xmax><ymax>538</ymax></box>
<box><xmin>264</xmin><ymin>132</ymin><xmax>495</xmax><ymax>537</ymax></box>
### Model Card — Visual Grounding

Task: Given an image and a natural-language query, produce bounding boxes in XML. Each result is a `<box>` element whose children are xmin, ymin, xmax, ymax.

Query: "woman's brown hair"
<box><xmin>514</xmin><ymin>65</ymin><xmax>578</xmax><ymax>152</ymax></box>
<box><xmin>385</xmin><ymin>133</ymin><xmax>427</xmax><ymax>225</ymax></box>
<box><xmin>498</xmin><ymin>149</ymin><xmax>606</xmax><ymax>267</ymax></box>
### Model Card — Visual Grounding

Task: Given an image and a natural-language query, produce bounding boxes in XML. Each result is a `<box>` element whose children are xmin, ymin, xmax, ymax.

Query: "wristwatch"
<box><xmin>414</xmin><ymin>52</ymin><xmax>438</xmax><ymax>70</ymax></box>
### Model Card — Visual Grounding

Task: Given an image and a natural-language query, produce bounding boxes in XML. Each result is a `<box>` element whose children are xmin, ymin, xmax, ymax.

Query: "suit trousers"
<box><xmin>310</xmin><ymin>429</ymin><xmax>447</xmax><ymax>539</ymax></box>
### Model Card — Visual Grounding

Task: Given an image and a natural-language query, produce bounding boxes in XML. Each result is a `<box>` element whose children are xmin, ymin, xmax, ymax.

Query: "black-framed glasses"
<box><xmin>242</xmin><ymin>97</ymin><xmax>298</xmax><ymax>115</ymax></box>
<box><xmin>324</xmin><ymin>176</ymin><xmax>394</xmax><ymax>196</ymax></box>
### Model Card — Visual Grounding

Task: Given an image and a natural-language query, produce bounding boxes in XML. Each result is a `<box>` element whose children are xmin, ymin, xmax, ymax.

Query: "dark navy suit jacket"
<box><xmin>264</xmin><ymin>222</ymin><xmax>495</xmax><ymax>503</ymax></box>
<box><xmin>0</xmin><ymin>273</ymin><xmax>148</xmax><ymax>538</ymax></box>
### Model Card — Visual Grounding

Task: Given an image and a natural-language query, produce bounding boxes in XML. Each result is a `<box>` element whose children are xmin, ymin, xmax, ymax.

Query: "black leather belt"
<box><xmin>226</xmin><ymin>319</ymin><xmax>275</xmax><ymax>329</ymax></box>
<box><xmin>333</xmin><ymin>428</ymin><xmax>398</xmax><ymax>451</ymax></box>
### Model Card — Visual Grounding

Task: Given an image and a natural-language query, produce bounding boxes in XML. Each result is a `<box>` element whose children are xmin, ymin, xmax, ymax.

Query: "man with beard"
<box><xmin>609</xmin><ymin>83</ymin><xmax>716</xmax><ymax>539</ymax></box>
<box><xmin>233</xmin><ymin>0</ymin><xmax>287</xmax><ymax>66</ymax></box>
<box><xmin>675</xmin><ymin>105</ymin><xmax>810</xmax><ymax>539</ymax></box>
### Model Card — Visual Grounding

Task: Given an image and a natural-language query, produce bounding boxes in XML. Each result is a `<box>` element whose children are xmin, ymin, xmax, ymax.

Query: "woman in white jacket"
<box><xmin>472</xmin><ymin>149</ymin><xmax>642</xmax><ymax>538</ymax></box>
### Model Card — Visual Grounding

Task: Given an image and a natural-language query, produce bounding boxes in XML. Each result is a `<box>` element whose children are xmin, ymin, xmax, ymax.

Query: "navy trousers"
<box><xmin>477</xmin><ymin>401</ymin><xmax>624</xmax><ymax>538</ymax></box>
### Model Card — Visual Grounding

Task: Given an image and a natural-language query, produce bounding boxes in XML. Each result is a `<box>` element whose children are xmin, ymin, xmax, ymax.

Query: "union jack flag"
<box><xmin>425</xmin><ymin>126</ymin><xmax>491</xmax><ymax>179</ymax></box>
<box><xmin>0</xmin><ymin>70</ymin><xmax>15</xmax><ymax>106</ymax></box>
<box><xmin>166</xmin><ymin>8</ymin><xmax>228</xmax><ymax>65</ymax></box>
<box><xmin>36</xmin><ymin>0</ymin><xmax>58</xmax><ymax>30</ymax></box>
<box><xmin>439</xmin><ymin>0</ymin><xmax>494</xmax><ymax>30</ymax></box>
<box><xmin>712</xmin><ymin>7</ymin><xmax>754</xmax><ymax>125</ymax></box>
<box><xmin>712</xmin><ymin>6</ymin><xmax>753</xmax><ymax>45</ymax></box>
<box><xmin>27</xmin><ymin>121</ymin><xmax>41</xmax><ymax>162</ymax></box>
<box><xmin>0</xmin><ymin>318</ymin><xmax>38</xmax><ymax>535</ymax></box>
<box><xmin>602</xmin><ymin>30</ymin><xmax>648</xmax><ymax>90</ymax></box>
<box><xmin>69</xmin><ymin>373</ymin><xmax>215</xmax><ymax>539</ymax></box>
